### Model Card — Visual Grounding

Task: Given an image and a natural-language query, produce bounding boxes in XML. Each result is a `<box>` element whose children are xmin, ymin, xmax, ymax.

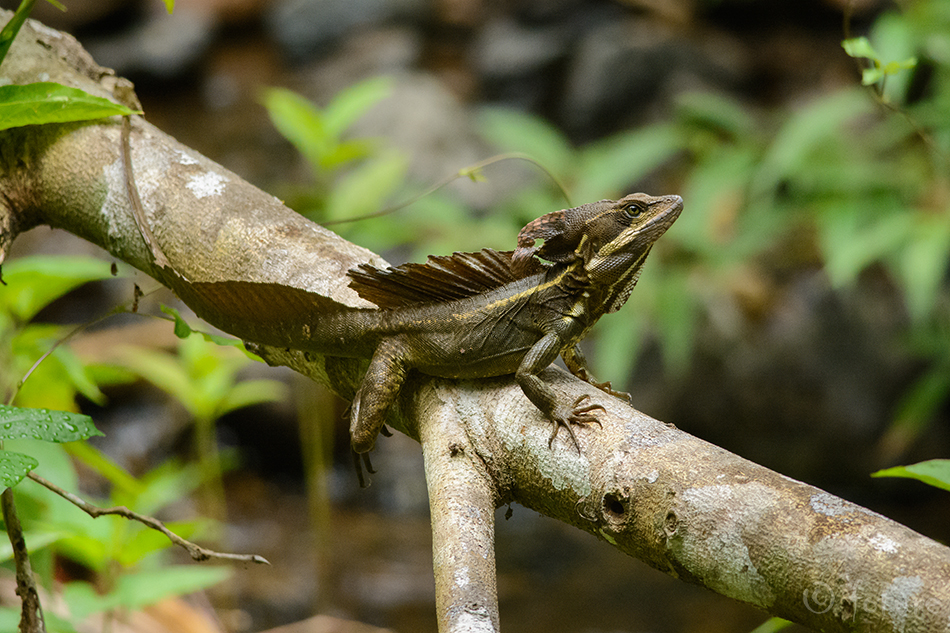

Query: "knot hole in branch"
<box><xmin>603</xmin><ymin>491</ymin><xmax>627</xmax><ymax>520</ymax></box>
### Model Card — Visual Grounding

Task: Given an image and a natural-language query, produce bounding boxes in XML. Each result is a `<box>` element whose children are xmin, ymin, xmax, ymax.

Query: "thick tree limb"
<box><xmin>2</xmin><ymin>12</ymin><xmax>950</xmax><ymax>633</ymax></box>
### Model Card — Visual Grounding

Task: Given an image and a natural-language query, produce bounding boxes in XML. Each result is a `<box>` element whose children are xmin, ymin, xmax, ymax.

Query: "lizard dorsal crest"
<box><xmin>348</xmin><ymin>248</ymin><xmax>544</xmax><ymax>309</ymax></box>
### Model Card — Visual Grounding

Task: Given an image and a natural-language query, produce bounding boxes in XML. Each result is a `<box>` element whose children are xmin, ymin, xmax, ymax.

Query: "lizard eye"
<box><xmin>623</xmin><ymin>203</ymin><xmax>645</xmax><ymax>219</ymax></box>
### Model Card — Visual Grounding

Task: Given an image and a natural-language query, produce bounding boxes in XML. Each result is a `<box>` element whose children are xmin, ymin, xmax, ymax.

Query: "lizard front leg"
<box><xmin>562</xmin><ymin>344</ymin><xmax>632</xmax><ymax>403</ymax></box>
<box><xmin>516</xmin><ymin>332</ymin><xmax>604</xmax><ymax>451</ymax></box>
<box><xmin>350</xmin><ymin>337</ymin><xmax>410</xmax><ymax>454</ymax></box>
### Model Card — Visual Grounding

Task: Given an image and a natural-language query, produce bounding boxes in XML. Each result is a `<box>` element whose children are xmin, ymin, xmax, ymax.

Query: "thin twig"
<box><xmin>322</xmin><ymin>152</ymin><xmax>573</xmax><ymax>226</ymax></box>
<box><xmin>1</xmin><ymin>487</ymin><xmax>46</xmax><ymax>633</ymax></box>
<box><xmin>122</xmin><ymin>117</ymin><xmax>170</xmax><ymax>268</ymax></box>
<box><xmin>26</xmin><ymin>472</ymin><xmax>270</xmax><ymax>565</ymax></box>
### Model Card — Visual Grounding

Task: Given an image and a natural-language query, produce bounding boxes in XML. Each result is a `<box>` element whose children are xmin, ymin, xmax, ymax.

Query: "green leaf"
<box><xmin>66</xmin><ymin>442</ymin><xmax>144</xmax><ymax>496</ymax></box>
<box><xmin>217</xmin><ymin>379</ymin><xmax>287</xmax><ymax>417</ymax></box>
<box><xmin>0</xmin><ymin>450</ymin><xmax>39</xmax><ymax>487</ymax></box>
<box><xmin>160</xmin><ymin>305</ymin><xmax>242</xmax><ymax>348</ymax></box>
<box><xmin>653</xmin><ymin>266</ymin><xmax>698</xmax><ymax>374</ymax></box>
<box><xmin>0</xmin><ymin>255</ymin><xmax>117</xmax><ymax>322</ymax></box>
<box><xmin>592</xmin><ymin>306</ymin><xmax>647</xmax><ymax>388</ymax></box>
<box><xmin>478</xmin><ymin>107</ymin><xmax>575</xmax><ymax>179</ymax></box>
<box><xmin>0</xmin><ymin>0</ymin><xmax>38</xmax><ymax>69</ymax></box>
<box><xmin>749</xmin><ymin>617</ymin><xmax>794</xmax><ymax>633</ymax></box>
<box><xmin>0</xmin><ymin>527</ymin><xmax>67</xmax><ymax>562</ymax></box>
<box><xmin>115</xmin><ymin>520</ymin><xmax>201</xmax><ymax>566</ymax></box>
<box><xmin>861</xmin><ymin>67</ymin><xmax>886</xmax><ymax>86</ymax></box>
<box><xmin>842</xmin><ymin>37</ymin><xmax>879</xmax><ymax>60</ymax></box>
<box><xmin>574</xmin><ymin>124</ymin><xmax>682</xmax><ymax>202</ymax></box>
<box><xmin>753</xmin><ymin>89</ymin><xmax>873</xmax><ymax>199</ymax></box>
<box><xmin>816</xmin><ymin>200</ymin><xmax>911</xmax><ymax>288</ymax></box>
<box><xmin>892</xmin><ymin>215</ymin><xmax>950</xmax><ymax>321</ymax></box>
<box><xmin>674</xmin><ymin>91</ymin><xmax>756</xmax><ymax>140</ymax></box>
<box><xmin>325</xmin><ymin>152</ymin><xmax>408</xmax><ymax>222</ymax></box>
<box><xmin>0</xmin><ymin>404</ymin><xmax>101</xmax><ymax>442</ymax></box>
<box><xmin>322</xmin><ymin>76</ymin><xmax>391</xmax><ymax>139</ymax></box>
<box><xmin>0</xmin><ymin>83</ymin><xmax>138</xmax><ymax>131</ymax></box>
<box><xmin>110</xmin><ymin>566</ymin><xmax>231</xmax><ymax>611</ymax></box>
<box><xmin>260</xmin><ymin>87</ymin><xmax>330</xmax><ymax>173</ymax></box>
<box><xmin>872</xmin><ymin>459</ymin><xmax>950</xmax><ymax>492</ymax></box>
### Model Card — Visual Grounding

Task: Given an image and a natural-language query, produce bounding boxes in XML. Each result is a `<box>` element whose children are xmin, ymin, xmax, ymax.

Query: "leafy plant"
<box><xmin>0</xmin><ymin>256</ymin><xmax>274</xmax><ymax>630</ymax></box>
<box><xmin>873</xmin><ymin>459</ymin><xmax>950</xmax><ymax>492</ymax></box>
<box><xmin>110</xmin><ymin>314</ymin><xmax>287</xmax><ymax>522</ymax></box>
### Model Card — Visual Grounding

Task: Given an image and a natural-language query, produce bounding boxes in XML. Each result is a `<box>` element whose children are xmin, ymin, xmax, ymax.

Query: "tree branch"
<box><xmin>2</xmin><ymin>12</ymin><xmax>950</xmax><ymax>632</ymax></box>
<box><xmin>1</xmin><ymin>487</ymin><xmax>46</xmax><ymax>633</ymax></box>
<box><xmin>26</xmin><ymin>472</ymin><xmax>269</xmax><ymax>565</ymax></box>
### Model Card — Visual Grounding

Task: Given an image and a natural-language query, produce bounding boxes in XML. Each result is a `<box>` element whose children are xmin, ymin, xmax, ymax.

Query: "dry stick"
<box><xmin>1</xmin><ymin>488</ymin><xmax>46</xmax><ymax>633</ymax></box>
<box><xmin>26</xmin><ymin>472</ymin><xmax>270</xmax><ymax>565</ymax></box>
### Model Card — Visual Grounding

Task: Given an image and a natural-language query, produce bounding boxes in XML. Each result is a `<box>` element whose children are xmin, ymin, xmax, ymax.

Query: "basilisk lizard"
<box><xmin>178</xmin><ymin>192</ymin><xmax>682</xmax><ymax>459</ymax></box>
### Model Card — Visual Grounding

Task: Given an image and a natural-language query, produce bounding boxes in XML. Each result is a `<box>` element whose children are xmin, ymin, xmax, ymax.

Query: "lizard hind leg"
<box><xmin>349</xmin><ymin>339</ymin><xmax>410</xmax><ymax>455</ymax></box>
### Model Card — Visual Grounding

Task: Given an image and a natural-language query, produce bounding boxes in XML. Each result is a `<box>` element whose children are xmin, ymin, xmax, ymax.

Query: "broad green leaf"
<box><xmin>0</xmin><ymin>527</ymin><xmax>66</xmax><ymax>562</ymax></box>
<box><xmin>478</xmin><ymin>107</ymin><xmax>575</xmax><ymax>179</ymax></box>
<box><xmin>893</xmin><ymin>214</ymin><xmax>950</xmax><ymax>321</ymax></box>
<box><xmin>115</xmin><ymin>520</ymin><xmax>202</xmax><ymax>567</ymax></box>
<box><xmin>110</xmin><ymin>566</ymin><xmax>231</xmax><ymax>611</ymax></box>
<box><xmin>325</xmin><ymin>152</ymin><xmax>408</xmax><ymax>222</ymax></box>
<box><xmin>66</xmin><ymin>442</ymin><xmax>144</xmax><ymax>497</ymax></box>
<box><xmin>753</xmin><ymin>89</ymin><xmax>873</xmax><ymax>199</ymax></box>
<box><xmin>872</xmin><ymin>459</ymin><xmax>950</xmax><ymax>492</ymax></box>
<box><xmin>0</xmin><ymin>83</ymin><xmax>138</xmax><ymax>131</ymax></box>
<box><xmin>120</xmin><ymin>460</ymin><xmax>204</xmax><ymax>516</ymax></box>
<box><xmin>575</xmin><ymin>124</ymin><xmax>682</xmax><ymax>202</ymax></box>
<box><xmin>0</xmin><ymin>255</ymin><xmax>117</xmax><ymax>322</ymax></box>
<box><xmin>816</xmin><ymin>200</ymin><xmax>911</xmax><ymax>287</ymax></box>
<box><xmin>322</xmin><ymin>76</ymin><xmax>391</xmax><ymax>139</ymax></box>
<box><xmin>11</xmin><ymin>328</ymin><xmax>101</xmax><ymax>411</ymax></box>
<box><xmin>0</xmin><ymin>0</ymin><xmax>37</xmax><ymax>68</ymax></box>
<box><xmin>592</xmin><ymin>306</ymin><xmax>647</xmax><ymax>388</ymax></box>
<box><xmin>674</xmin><ymin>91</ymin><xmax>756</xmax><ymax>140</ymax></box>
<box><xmin>677</xmin><ymin>144</ymin><xmax>758</xmax><ymax>257</ymax></box>
<box><xmin>0</xmin><ymin>404</ymin><xmax>101</xmax><ymax>442</ymax></box>
<box><xmin>887</xmin><ymin>363</ymin><xmax>950</xmax><ymax>449</ymax></box>
<box><xmin>260</xmin><ymin>87</ymin><xmax>330</xmax><ymax>172</ymax></box>
<box><xmin>320</xmin><ymin>137</ymin><xmax>376</xmax><ymax>170</ymax></box>
<box><xmin>0</xmin><ymin>450</ymin><xmax>39</xmax><ymax>487</ymax></box>
<box><xmin>653</xmin><ymin>266</ymin><xmax>699</xmax><ymax>374</ymax></box>
<box><xmin>217</xmin><ymin>379</ymin><xmax>288</xmax><ymax>417</ymax></box>
<box><xmin>54</xmin><ymin>343</ymin><xmax>107</xmax><ymax>405</ymax></box>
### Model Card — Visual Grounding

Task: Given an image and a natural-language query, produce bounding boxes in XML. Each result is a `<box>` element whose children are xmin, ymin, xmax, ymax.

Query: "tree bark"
<box><xmin>2</xmin><ymin>12</ymin><xmax>949</xmax><ymax>633</ymax></box>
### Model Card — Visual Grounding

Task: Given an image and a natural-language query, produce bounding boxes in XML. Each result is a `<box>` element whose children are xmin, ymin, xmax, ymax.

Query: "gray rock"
<box><xmin>83</xmin><ymin>6</ymin><xmax>215</xmax><ymax>79</ymax></box>
<box><xmin>559</xmin><ymin>17</ymin><xmax>747</xmax><ymax>140</ymax></box>
<box><xmin>266</xmin><ymin>0</ymin><xmax>429</xmax><ymax>61</ymax></box>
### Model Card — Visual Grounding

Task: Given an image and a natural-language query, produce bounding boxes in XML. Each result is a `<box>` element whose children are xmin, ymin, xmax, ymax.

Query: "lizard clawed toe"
<box><xmin>353</xmin><ymin>450</ymin><xmax>376</xmax><ymax>488</ymax></box>
<box><xmin>546</xmin><ymin>394</ymin><xmax>606</xmax><ymax>452</ymax></box>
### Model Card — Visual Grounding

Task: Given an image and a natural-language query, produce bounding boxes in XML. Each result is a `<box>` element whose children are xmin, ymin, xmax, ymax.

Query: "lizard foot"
<box><xmin>352</xmin><ymin>450</ymin><xmax>376</xmax><ymax>488</ymax></box>
<box><xmin>588</xmin><ymin>379</ymin><xmax>632</xmax><ymax>403</ymax></box>
<box><xmin>547</xmin><ymin>394</ymin><xmax>605</xmax><ymax>452</ymax></box>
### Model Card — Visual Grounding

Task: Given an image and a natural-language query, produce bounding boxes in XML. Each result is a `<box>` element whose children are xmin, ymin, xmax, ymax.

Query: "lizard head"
<box><xmin>581</xmin><ymin>193</ymin><xmax>683</xmax><ymax>313</ymax></box>
<box><xmin>512</xmin><ymin>193</ymin><xmax>682</xmax><ymax>276</ymax></box>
